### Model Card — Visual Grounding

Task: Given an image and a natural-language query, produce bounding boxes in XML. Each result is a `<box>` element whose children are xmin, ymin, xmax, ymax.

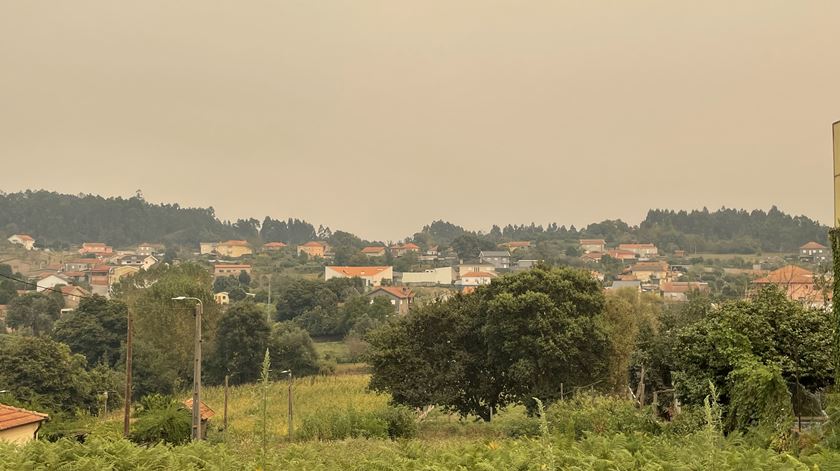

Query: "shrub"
<box><xmin>375</xmin><ymin>405</ymin><xmax>418</xmax><ymax>439</ymax></box>
<box><xmin>296</xmin><ymin>405</ymin><xmax>416</xmax><ymax>440</ymax></box>
<box><xmin>546</xmin><ymin>394</ymin><xmax>662</xmax><ymax>439</ymax></box>
<box><xmin>129</xmin><ymin>395</ymin><xmax>191</xmax><ymax>445</ymax></box>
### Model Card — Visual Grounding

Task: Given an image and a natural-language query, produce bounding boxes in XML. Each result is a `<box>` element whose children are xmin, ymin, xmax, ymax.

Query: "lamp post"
<box><xmin>172</xmin><ymin>296</ymin><xmax>204</xmax><ymax>441</ymax></box>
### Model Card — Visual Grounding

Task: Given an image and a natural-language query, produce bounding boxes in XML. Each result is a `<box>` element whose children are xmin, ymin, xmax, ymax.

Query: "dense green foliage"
<box><xmin>5</xmin><ymin>292</ymin><xmax>61</xmax><ymax>336</ymax></box>
<box><xmin>129</xmin><ymin>395</ymin><xmax>192</xmax><ymax>446</ymax></box>
<box><xmin>368</xmin><ymin>266</ymin><xmax>612</xmax><ymax>418</ymax></box>
<box><xmin>207</xmin><ymin>302</ymin><xmax>272</xmax><ymax>385</ymax></box>
<box><xmin>52</xmin><ymin>296</ymin><xmax>128</xmax><ymax>367</ymax></box>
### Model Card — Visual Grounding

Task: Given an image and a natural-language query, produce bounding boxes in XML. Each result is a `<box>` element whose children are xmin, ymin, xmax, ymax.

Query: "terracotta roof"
<box><xmin>219</xmin><ymin>240</ymin><xmax>250</xmax><ymax>247</ymax></box>
<box><xmin>61</xmin><ymin>285</ymin><xmax>90</xmax><ymax>297</ymax></box>
<box><xmin>12</xmin><ymin>234</ymin><xmax>34</xmax><ymax>241</ymax></box>
<box><xmin>83</xmin><ymin>242</ymin><xmax>107</xmax><ymax>247</ymax></box>
<box><xmin>372</xmin><ymin>286</ymin><xmax>415</xmax><ymax>299</ymax></box>
<box><xmin>581</xmin><ymin>252</ymin><xmax>603</xmax><ymax>261</ymax></box>
<box><xmin>630</xmin><ymin>262</ymin><xmax>669</xmax><ymax>272</ymax></box>
<box><xmin>606</xmin><ymin>249</ymin><xmax>637</xmax><ymax>259</ymax></box>
<box><xmin>182</xmin><ymin>399</ymin><xmax>215</xmax><ymax>421</ymax></box>
<box><xmin>753</xmin><ymin>265</ymin><xmax>814</xmax><ymax>285</ymax></box>
<box><xmin>580</xmin><ymin>239</ymin><xmax>606</xmax><ymax>245</ymax></box>
<box><xmin>0</xmin><ymin>403</ymin><xmax>48</xmax><ymax>431</ymax></box>
<box><xmin>327</xmin><ymin>266</ymin><xmax>390</xmax><ymax>277</ymax></box>
<box><xmin>401</xmin><ymin>243</ymin><xmax>420</xmax><ymax>250</ymax></box>
<box><xmin>263</xmin><ymin>242</ymin><xmax>287</xmax><ymax>248</ymax></box>
<box><xmin>461</xmin><ymin>271</ymin><xmax>496</xmax><ymax>278</ymax></box>
<box><xmin>362</xmin><ymin>246</ymin><xmax>386</xmax><ymax>253</ymax></box>
<box><xmin>800</xmin><ymin>241</ymin><xmax>828</xmax><ymax>250</ymax></box>
<box><xmin>660</xmin><ymin>282</ymin><xmax>710</xmax><ymax>293</ymax></box>
<box><xmin>90</xmin><ymin>265</ymin><xmax>112</xmax><ymax>273</ymax></box>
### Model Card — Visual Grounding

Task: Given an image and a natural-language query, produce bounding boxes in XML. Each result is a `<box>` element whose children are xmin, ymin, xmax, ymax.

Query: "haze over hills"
<box><xmin>0</xmin><ymin>190</ymin><xmax>827</xmax><ymax>254</ymax></box>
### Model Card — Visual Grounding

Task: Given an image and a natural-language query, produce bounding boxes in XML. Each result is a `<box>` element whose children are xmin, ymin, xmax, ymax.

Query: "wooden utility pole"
<box><xmin>287</xmin><ymin>373</ymin><xmax>293</xmax><ymax>439</ymax></box>
<box><xmin>224</xmin><ymin>375</ymin><xmax>229</xmax><ymax>434</ymax></box>
<box><xmin>192</xmin><ymin>301</ymin><xmax>203</xmax><ymax>441</ymax></box>
<box><xmin>123</xmin><ymin>307</ymin><xmax>133</xmax><ymax>437</ymax></box>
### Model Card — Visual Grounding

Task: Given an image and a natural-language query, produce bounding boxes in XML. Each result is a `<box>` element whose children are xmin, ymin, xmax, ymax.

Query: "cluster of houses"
<box><xmin>3</xmin><ymin>235</ymin><xmax>163</xmax><ymax>307</ymax></box>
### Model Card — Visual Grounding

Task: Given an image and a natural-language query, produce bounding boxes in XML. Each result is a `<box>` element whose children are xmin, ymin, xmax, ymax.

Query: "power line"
<box><xmin>0</xmin><ymin>271</ymin><xmax>93</xmax><ymax>299</ymax></box>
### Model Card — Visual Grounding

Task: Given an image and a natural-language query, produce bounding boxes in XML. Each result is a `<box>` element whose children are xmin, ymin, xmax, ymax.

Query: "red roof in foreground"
<box><xmin>372</xmin><ymin>286</ymin><xmax>415</xmax><ymax>299</ymax></box>
<box><xmin>183</xmin><ymin>399</ymin><xmax>215</xmax><ymax>421</ymax></box>
<box><xmin>0</xmin><ymin>404</ymin><xmax>48</xmax><ymax>431</ymax></box>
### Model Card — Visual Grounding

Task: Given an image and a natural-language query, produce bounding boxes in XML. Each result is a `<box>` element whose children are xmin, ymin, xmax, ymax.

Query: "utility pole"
<box><xmin>288</xmin><ymin>372</ymin><xmax>293</xmax><ymax>439</ymax></box>
<box><xmin>192</xmin><ymin>300</ymin><xmax>203</xmax><ymax>441</ymax></box>
<box><xmin>123</xmin><ymin>307</ymin><xmax>133</xmax><ymax>437</ymax></box>
<box><xmin>224</xmin><ymin>374</ymin><xmax>229</xmax><ymax>436</ymax></box>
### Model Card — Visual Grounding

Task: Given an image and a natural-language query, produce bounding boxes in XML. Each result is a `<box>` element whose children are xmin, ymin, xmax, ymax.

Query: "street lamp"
<box><xmin>280</xmin><ymin>369</ymin><xmax>293</xmax><ymax>438</ymax></box>
<box><xmin>172</xmin><ymin>296</ymin><xmax>204</xmax><ymax>441</ymax></box>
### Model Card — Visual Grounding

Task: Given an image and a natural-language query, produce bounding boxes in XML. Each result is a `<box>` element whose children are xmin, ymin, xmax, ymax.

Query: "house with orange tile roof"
<box><xmin>214</xmin><ymin>264</ymin><xmax>252</xmax><ymax>279</ymax></box>
<box><xmin>799</xmin><ymin>241</ymin><xmax>829</xmax><ymax>263</ymax></box>
<box><xmin>617</xmin><ymin>243</ymin><xmax>658</xmax><ymax>258</ymax></box>
<box><xmin>0</xmin><ymin>403</ymin><xmax>49</xmax><ymax>444</ymax></box>
<box><xmin>6</xmin><ymin>234</ymin><xmax>35</xmax><ymax>251</ymax></box>
<box><xmin>368</xmin><ymin>286</ymin><xmax>415</xmax><ymax>315</ymax></box>
<box><xmin>751</xmin><ymin>265</ymin><xmax>829</xmax><ymax>307</ymax></box>
<box><xmin>215</xmin><ymin>240</ymin><xmax>253</xmax><ymax>258</ymax></box>
<box><xmin>61</xmin><ymin>285</ymin><xmax>90</xmax><ymax>309</ymax></box>
<box><xmin>606</xmin><ymin>249</ymin><xmax>639</xmax><ymax>262</ymax></box>
<box><xmin>297</xmin><ymin>241</ymin><xmax>328</xmax><ymax>258</ymax></box>
<box><xmin>362</xmin><ymin>246</ymin><xmax>387</xmax><ymax>257</ymax></box>
<box><xmin>262</xmin><ymin>242</ymin><xmax>287</xmax><ymax>251</ymax></box>
<box><xmin>579</xmin><ymin>239</ymin><xmax>606</xmax><ymax>254</ymax></box>
<box><xmin>501</xmin><ymin>241</ymin><xmax>532</xmax><ymax>252</ymax></box>
<box><xmin>324</xmin><ymin>266</ymin><xmax>393</xmax><ymax>286</ymax></box>
<box><xmin>390</xmin><ymin>243</ymin><xmax>420</xmax><ymax>257</ymax></box>
<box><xmin>627</xmin><ymin>261</ymin><xmax>670</xmax><ymax>283</ymax></box>
<box><xmin>79</xmin><ymin>242</ymin><xmax>113</xmax><ymax>255</ymax></box>
<box><xmin>137</xmin><ymin>242</ymin><xmax>165</xmax><ymax>256</ymax></box>
<box><xmin>660</xmin><ymin>281</ymin><xmax>710</xmax><ymax>302</ymax></box>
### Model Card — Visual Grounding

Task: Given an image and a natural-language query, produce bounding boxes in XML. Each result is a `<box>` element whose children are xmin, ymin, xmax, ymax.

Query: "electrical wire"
<box><xmin>0</xmin><ymin>271</ymin><xmax>93</xmax><ymax>299</ymax></box>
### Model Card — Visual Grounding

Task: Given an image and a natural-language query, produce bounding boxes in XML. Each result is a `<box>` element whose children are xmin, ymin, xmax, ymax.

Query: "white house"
<box><xmin>324</xmin><ymin>266</ymin><xmax>393</xmax><ymax>287</ymax></box>
<box><xmin>7</xmin><ymin>235</ymin><xmax>35</xmax><ymax>251</ymax></box>
<box><xmin>456</xmin><ymin>271</ymin><xmax>496</xmax><ymax>286</ymax></box>
<box><xmin>401</xmin><ymin>267</ymin><xmax>454</xmax><ymax>285</ymax></box>
<box><xmin>35</xmin><ymin>274</ymin><xmax>71</xmax><ymax>292</ymax></box>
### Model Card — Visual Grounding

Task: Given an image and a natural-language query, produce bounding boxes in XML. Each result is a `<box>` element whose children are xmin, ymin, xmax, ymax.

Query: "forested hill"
<box><xmin>0</xmin><ymin>191</ymin><xmax>829</xmax><ymax>253</ymax></box>
<box><xmin>0</xmin><ymin>191</ymin><xmax>317</xmax><ymax>248</ymax></box>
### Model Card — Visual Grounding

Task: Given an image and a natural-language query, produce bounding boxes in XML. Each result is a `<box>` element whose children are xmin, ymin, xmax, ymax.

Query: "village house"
<box><xmin>457</xmin><ymin>271</ymin><xmax>496</xmax><ymax>287</ymax></box>
<box><xmin>458</xmin><ymin>262</ymin><xmax>496</xmax><ymax>276</ymax></box>
<box><xmin>418</xmin><ymin>245</ymin><xmax>439</xmax><ymax>262</ymax></box>
<box><xmin>324</xmin><ymin>266</ymin><xmax>393</xmax><ymax>287</ymax></box>
<box><xmin>262</xmin><ymin>242</ymin><xmax>287</xmax><ymax>251</ymax></box>
<box><xmin>502</xmin><ymin>241</ymin><xmax>532</xmax><ymax>252</ymax></box>
<box><xmin>61</xmin><ymin>285</ymin><xmax>90</xmax><ymax>310</ymax></box>
<box><xmin>213</xmin><ymin>264</ymin><xmax>252</xmax><ymax>279</ymax></box>
<box><xmin>116</xmin><ymin>254</ymin><xmax>157</xmax><ymax>271</ymax></box>
<box><xmin>799</xmin><ymin>242</ymin><xmax>829</xmax><ymax>263</ymax></box>
<box><xmin>607</xmin><ymin>280</ymin><xmax>642</xmax><ymax>292</ymax></box>
<box><xmin>618</xmin><ymin>243</ymin><xmax>658</xmax><ymax>258</ymax></box>
<box><xmin>628</xmin><ymin>261</ymin><xmax>670</xmax><ymax>283</ymax></box>
<box><xmin>514</xmin><ymin>259</ymin><xmax>541</xmax><ymax>271</ymax></box>
<box><xmin>607</xmin><ymin>249</ymin><xmax>641</xmax><ymax>262</ymax></box>
<box><xmin>214</xmin><ymin>240</ymin><xmax>253</xmax><ymax>258</ymax></box>
<box><xmin>390</xmin><ymin>243</ymin><xmax>420</xmax><ymax>257</ymax></box>
<box><xmin>199</xmin><ymin>242</ymin><xmax>218</xmax><ymax>255</ymax></box>
<box><xmin>214</xmin><ymin>292</ymin><xmax>230</xmax><ymax>305</ymax></box>
<box><xmin>751</xmin><ymin>265</ymin><xmax>828</xmax><ymax>307</ymax></box>
<box><xmin>579</xmin><ymin>239</ymin><xmax>606</xmax><ymax>254</ymax></box>
<box><xmin>79</xmin><ymin>242</ymin><xmax>113</xmax><ymax>255</ymax></box>
<box><xmin>479</xmin><ymin>250</ymin><xmax>511</xmax><ymax>270</ymax></box>
<box><xmin>361</xmin><ymin>246</ymin><xmax>387</xmax><ymax>257</ymax></box>
<box><xmin>35</xmin><ymin>273</ymin><xmax>71</xmax><ymax>292</ymax></box>
<box><xmin>109</xmin><ymin>265</ymin><xmax>140</xmax><ymax>287</ymax></box>
<box><xmin>660</xmin><ymin>281</ymin><xmax>710</xmax><ymax>302</ymax></box>
<box><xmin>6</xmin><ymin>234</ymin><xmax>35</xmax><ymax>251</ymax></box>
<box><xmin>400</xmin><ymin>267</ymin><xmax>454</xmax><ymax>286</ymax></box>
<box><xmin>297</xmin><ymin>241</ymin><xmax>327</xmax><ymax>258</ymax></box>
<box><xmin>136</xmin><ymin>243</ymin><xmax>164</xmax><ymax>257</ymax></box>
<box><xmin>89</xmin><ymin>265</ymin><xmax>112</xmax><ymax>297</ymax></box>
<box><xmin>0</xmin><ymin>403</ymin><xmax>49</xmax><ymax>444</ymax></box>
<box><xmin>368</xmin><ymin>286</ymin><xmax>415</xmax><ymax>315</ymax></box>
<box><xmin>64</xmin><ymin>259</ymin><xmax>97</xmax><ymax>272</ymax></box>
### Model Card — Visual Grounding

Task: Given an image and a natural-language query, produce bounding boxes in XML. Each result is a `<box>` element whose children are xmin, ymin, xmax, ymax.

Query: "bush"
<box><xmin>296</xmin><ymin>405</ymin><xmax>416</xmax><ymax>440</ymax></box>
<box><xmin>546</xmin><ymin>394</ymin><xmax>662</xmax><ymax>439</ymax></box>
<box><xmin>375</xmin><ymin>405</ymin><xmax>418</xmax><ymax>439</ymax></box>
<box><xmin>129</xmin><ymin>395</ymin><xmax>191</xmax><ymax>445</ymax></box>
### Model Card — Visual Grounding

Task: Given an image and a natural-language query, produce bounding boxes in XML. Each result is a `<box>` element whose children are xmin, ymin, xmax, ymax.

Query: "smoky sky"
<box><xmin>1</xmin><ymin>1</ymin><xmax>838</xmax><ymax>240</ymax></box>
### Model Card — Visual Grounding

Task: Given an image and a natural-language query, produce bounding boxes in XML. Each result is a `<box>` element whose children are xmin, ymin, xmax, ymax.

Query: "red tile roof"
<box><xmin>753</xmin><ymin>265</ymin><xmax>814</xmax><ymax>285</ymax></box>
<box><xmin>800</xmin><ymin>241</ymin><xmax>828</xmax><ymax>250</ymax></box>
<box><xmin>362</xmin><ymin>246</ymin><xmax>386</xmax><ymax>254</ymax></box>
<box><xmin>630</xmin><ymin>261</ymin><xmax>669</xmax><ymax>272</ymax></box>
<box><xmin>327</xmin><ymin>266</ymin><xmax>390</xmax><ymax>277</ymax></box>
<box><xmin>263</xmin><ymin>242</ymin><xmax>287</xmax><ymax>248</ymax></box>
<box><xmin>401</xmin><ymin>243</ymin><xmax>420</xmax><ymax>250</ymax></box>
<box><xmin>83</xmin><ymin>242</ymin><xmax>107</xmax><ymax>247</ymax></box>
<box><xmin>182</xmin><ymin>399</ymin><xmax>215</xmax><ymax>421</ymax></box>
<box><xmin>12</xmin><ymin>234</ymin><xmax>34</xmax><ymax>241</ymax></box>
<box><xmin>373</xmin><ymin>286</ymin><xmax>415</xmax><ymax>299</ymax></box>
<box><xmin>660</xmin><ymin>282</ymin><xmax>710</xmax><ymax>293</ymax></box>
<box><xmin>461</xmin><ymin>271</ymin><xmax>495</xmax><ymax>278</ymax></box>
<box><xmin>0</xmin><ymin>404</ymin><xmax>48</xmax><ymax>431</ymax></box>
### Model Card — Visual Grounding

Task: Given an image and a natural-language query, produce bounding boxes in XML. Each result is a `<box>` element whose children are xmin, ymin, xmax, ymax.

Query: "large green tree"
<box><xmin>6</xmin><ymin>292</ymin><xmax>61</xmax><ymax>336</ymax></box>
<box><xmin>208</xmin><ymin>301</ymin><xmax>272</xmax><ymax>385</ymax></box>
<box><xmin>368</xmin><ymin>266</ymin><xmax>611</xmax><ymax>419</ymax></box>
<box><xmin>52</xmin><ymin>295</ymin><xmax>128</xmax><ymax>367</ymax></box>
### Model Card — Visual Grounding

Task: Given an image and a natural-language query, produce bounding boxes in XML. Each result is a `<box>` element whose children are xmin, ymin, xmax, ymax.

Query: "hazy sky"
<box><xmin>1</xmin><ymin>1</ymin><xmax>838</xmax><ymax>241</ymax></box>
